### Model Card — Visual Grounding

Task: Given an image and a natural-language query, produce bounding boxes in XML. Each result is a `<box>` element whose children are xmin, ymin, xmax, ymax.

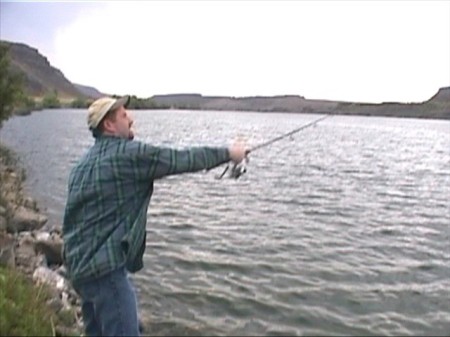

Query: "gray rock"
<box><xmin>23</xmin><ymin>197</ymin><xmax>38</xmax><ymax>211</ymax></box>
<box><xmin>55</xmin><ymin>265</ymin><xmax>67</xmax><ymax>278</ymax></box>
<box><xmin>15</xmin><ymin>233</ymin><xmax>38</xmax><ymax>274</ymax></box>
<box><xmin>34</xmin><ymin>231</ymin><xmax>51</xmax><ymax>241</ymax></box>
<box><xmin>0</xmin><ymin>232</ymin><xmax>15</xmax><ymax>267</ymax></box>
<box><xmin>50</xmin><ymin>227</ymin><xmax>62</xmax><ymax>236</ymax></box>
<box><xmin>8</xmin><ymin>206</ymin><xmax>47</xmax><ymax>233</ymax></box>
<box><xmin>0</xmin><ymin>215</ymin><xmax>6</xmax><ymax>232</ymax></box>
<box><xmin>33</xmin><ymin>266</ymin><xmax>68</xmax><ymax>291</ymax></box>
<box><xmin>0</xmin><ymin>206</ymin><xmax>6</xmax><ymax>216</ymax></box>
<box><xmin>3</xmin><ymin>191</ymin><xmax>19</xmax><ymax>205</ymax></box>
<box><xmin>46</xmin><ymin>297</ymin><xmax>64</xmax><ymax>313</ymax></box>
<box><xmin>17</xmin><ymin>231</ymin><xmax>34</xmax><ymax>242</ymax></box>
<box><xmin>55</xmin><ymin>325</ymin><xmax>79</xmax><ymax>337</ymax></box>
<box><xmin>34</xmin><ymin>238</ymin><xmax>63</xmax><ymax>265</ymax></box>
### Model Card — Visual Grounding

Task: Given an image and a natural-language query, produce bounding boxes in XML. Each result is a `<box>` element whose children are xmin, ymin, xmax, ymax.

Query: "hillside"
<box><xmin>151</xmin><ymin>94</ymin><xmax>338</xmax><ymax>113</ymax></box>
<box><xmin>335</xmin><ymin>91</ymin><xmax>450</xmax><ymax>120</ymax></box>
<box><xmin>2</xmin><ymin>40</ymin><xmax>102</xmax><ymax>101</ymax></box>
<box><xmin>73</xmin><ymin>83</ymin><xmax>104</xmax><ymax>99</ymax></box>
<box><xmin>152</xmin><ymin>89</ymin><xmax>450</xmax><ymax>119</ymax></box>
<box><xmin>2</xmin><ymin>40</ymin><xmax>449</xmax><ymax>119</ymax></box>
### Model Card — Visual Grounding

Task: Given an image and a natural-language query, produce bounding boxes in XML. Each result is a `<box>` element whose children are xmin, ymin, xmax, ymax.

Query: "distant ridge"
<box><xmin>73</xmin><ymin>83</ymin><xmax>104</xmax><ymax>99</ymax></box>
<box><xmin>151</xmin><ymin>94</ymin><xmax>338</xmax><ymax>113</ymax></box>
<box><xmin>151</xmin><ymin>89</ymin><xmax>450</xmax><ymax>119</ymax></box>
<box><xmin>428</xmin><ymin>87</ymin><xmax>450</xmax><ymax>102</ymax></box>
<box><xmin>2</xmin><ymin>40</ymin><xmax>449</xmax><ymax>119</ymax></box>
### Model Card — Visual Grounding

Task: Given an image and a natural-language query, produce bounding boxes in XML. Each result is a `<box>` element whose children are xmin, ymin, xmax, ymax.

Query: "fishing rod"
<box><xmin>217</xmin><ymin>113</ymin><xmax>332</xmax><ymax>179</ymax></box>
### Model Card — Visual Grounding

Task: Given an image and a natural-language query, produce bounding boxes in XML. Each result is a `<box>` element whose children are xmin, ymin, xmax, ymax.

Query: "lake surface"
<box><xmin>1</xmin><ymin>109</ymin><xmax>449</xmax><ymax>336</ymax></box>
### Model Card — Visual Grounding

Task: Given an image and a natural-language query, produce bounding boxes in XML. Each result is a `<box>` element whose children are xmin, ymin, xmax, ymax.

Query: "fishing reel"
<box><xmin>216</xmin><ymin>156</ymin><xmax>249</xmax><ymax>179</ymax></box>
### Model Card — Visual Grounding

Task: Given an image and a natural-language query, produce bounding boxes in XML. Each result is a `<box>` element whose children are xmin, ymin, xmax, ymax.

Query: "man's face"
<box><xmin>107</xmin><ymin>106</ymin><xmax>135</xmax><ymax>140</ymax></box>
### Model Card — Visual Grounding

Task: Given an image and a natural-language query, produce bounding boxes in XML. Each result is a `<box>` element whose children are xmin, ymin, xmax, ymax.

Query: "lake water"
<box><xmin>1</xmin><ymin>109</ymin><xmax>449</xmax><ymax>336</ymax></box>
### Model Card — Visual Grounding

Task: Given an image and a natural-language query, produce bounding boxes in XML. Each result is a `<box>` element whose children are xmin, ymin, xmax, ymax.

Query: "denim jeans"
<box><xmin>72</xmin><ymin>267</ymin><xmax>140</xmax><ymax>337</ymax></box>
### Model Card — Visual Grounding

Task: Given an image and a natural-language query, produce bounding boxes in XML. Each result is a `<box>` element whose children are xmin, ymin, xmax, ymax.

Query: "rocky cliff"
<box><xmin>3</xmin><ymin>41</ymin><xmax>87</xmax><ymax>100</ymax></box>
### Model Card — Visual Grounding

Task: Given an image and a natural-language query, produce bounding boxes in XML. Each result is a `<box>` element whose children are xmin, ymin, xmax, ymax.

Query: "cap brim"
<box><xmin>110</xmin><ymin>95</ymin><xmax>130</xmax><ymax>111</ymax></box>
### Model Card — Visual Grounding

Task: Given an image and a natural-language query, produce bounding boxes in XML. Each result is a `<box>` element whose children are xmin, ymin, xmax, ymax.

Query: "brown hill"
<box><xmin>2</xmin><ymin>40</ymin><xmax>100</xmax><ymax>101</ymax></box>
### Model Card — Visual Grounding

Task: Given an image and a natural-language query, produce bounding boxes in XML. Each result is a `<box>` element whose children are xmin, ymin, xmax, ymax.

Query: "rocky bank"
<box><xmin>0</xmin><ymin>144</ymin><xmax>83</xmax><ymax>336</ymax></box>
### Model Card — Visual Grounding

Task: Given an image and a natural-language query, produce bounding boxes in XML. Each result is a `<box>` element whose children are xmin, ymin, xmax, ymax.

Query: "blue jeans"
<box><xmin>72</xmin><ymin>267</ymin><xmax>140</xmax><ymax>337</ymax></box>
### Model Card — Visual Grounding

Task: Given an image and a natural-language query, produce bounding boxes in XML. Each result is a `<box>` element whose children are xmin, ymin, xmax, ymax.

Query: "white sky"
<box><xmin>1</xmin><ymin>0</ymin><xmax>449</xmax><ymax>103</ymax></box>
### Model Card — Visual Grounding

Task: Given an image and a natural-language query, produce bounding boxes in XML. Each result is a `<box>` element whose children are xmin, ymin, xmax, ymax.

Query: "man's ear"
<box><xmin>102</xmin><ymin>118</ymin><xmax>115</xmax><ymax>133</ymax></box>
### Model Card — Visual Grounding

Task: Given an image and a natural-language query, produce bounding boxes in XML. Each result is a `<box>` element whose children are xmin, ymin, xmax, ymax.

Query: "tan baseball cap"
<box><xmin>87</xmin><ymin>96</ymin><xmax>130</xmax><ymax>130</ymax></box>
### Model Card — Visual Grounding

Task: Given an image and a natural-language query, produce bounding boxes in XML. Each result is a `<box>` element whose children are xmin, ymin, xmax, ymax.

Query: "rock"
<box><xmin>23</xmin><ymin>197</ymin><xmax>38</xmax><ymax>211</ymax></box>
<box><xmin>60</xmin><ymin>291</ymin><xmax>72</xmax><ymax>311</ymax></box>
<box><xmin>0</xmin><ymin>206</ymin><xmax>6</xmax><ymax>216</ymax></box>
<box><xmin>55</xmin><ymin>325</ymin><xmax>79</xmax><ymax>337</ymax></box>
<box><xmin>46</xmin><ymin>296</ymin><xmax>64</xmax><ymax>313</ymax></box>
<box><xmin>7</xmin><ymin>206</ymin><xmax>47</xmax><ymax>233</ymax></box>
<box><xmin>2</xmin><ymin>191</ymin><xmax>20</xmax><ymax>205</ymax></box>
<box><xmin>0</xmin><ymin>232</ymin><xmax>15</xmax><ymax>267</ymax></box>
<box><xmin>55</xmin><ymin>265</ymin><xmax>68</xmax><ymax>278</ymax></box>
<box><xmin>0</xmin><ymin>215</ymin><xmax>7</xmax><ymax>232</ymax></box>
<box><xmin>33</xmin><ymin>266</ymin><xmax>68</xmax><ymax>292</ymax></box>
<box><xmin>34</xmin><ymin>238</ymin><xmax>63</xmax><ymax>265</ymax></box>
<box><xmin>34</xmin><ymin>231</ymin><xmax>51</xmax><ymax>241</ymax></box>
<box><xmin>17</xmin><ymin>230</ymin><xmax>34</xmax><ymax>242</ymax></box>
<box><xmin>15</xmin><ymin>232</ymin><xmax>39</xmax><ymax>275</ymax></box>
<box><xmin>50</xmin><ymin>227</ymin><xmax>62</xmax><ymax>236</ymax></box>
<box><xmin>8</xmin><ymin>171</ymin><xmax>18</xmax><ymax>180</ymax></box>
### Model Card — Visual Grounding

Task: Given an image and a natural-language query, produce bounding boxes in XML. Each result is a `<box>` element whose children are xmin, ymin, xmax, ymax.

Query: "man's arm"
<box><xmin>122</xmin><ymin>140</ymin><xmax>247</xmax><ymax>181</ymax></box>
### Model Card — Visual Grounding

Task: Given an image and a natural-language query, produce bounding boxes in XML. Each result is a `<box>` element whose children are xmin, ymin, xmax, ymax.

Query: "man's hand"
<box><xmin>228</xmin><ymin>139</ymin><xmax>249</xmax><ymax>163</ymax></box>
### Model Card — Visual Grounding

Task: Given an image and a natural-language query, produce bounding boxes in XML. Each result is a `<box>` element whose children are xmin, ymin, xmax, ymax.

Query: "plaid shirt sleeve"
<box><xmin>120</xmin><ymin>140</ymin><xmax>231</xmax><ymax>181</ymax></box>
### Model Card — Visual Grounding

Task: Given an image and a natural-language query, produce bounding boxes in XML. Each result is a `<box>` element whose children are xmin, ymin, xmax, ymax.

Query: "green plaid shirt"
<box><xmin>63</xmin><ymin>135</ymin><xmax>229</xmax><ymax>284</ymax></box>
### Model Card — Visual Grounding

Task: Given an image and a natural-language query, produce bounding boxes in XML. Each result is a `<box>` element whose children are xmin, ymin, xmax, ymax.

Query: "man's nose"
<box><xmin>127</xmin><ymin>112</ymin><xmax>134</xmax><ymax>124</ymax></box>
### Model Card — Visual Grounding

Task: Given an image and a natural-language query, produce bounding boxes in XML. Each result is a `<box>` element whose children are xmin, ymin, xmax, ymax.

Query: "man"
<box><xmin>62</xmin><ymin>96</ymin><xmax>248</xmax><ymax>336</ymax></box>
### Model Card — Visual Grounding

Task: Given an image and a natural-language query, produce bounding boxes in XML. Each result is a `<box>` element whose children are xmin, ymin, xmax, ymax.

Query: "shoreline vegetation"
<box><xmin>0</xmin><ymin>144</ymin><xmax>83</xmax><ymax>336</ymax></box>
<box><xmin>12</xmin><ymin>88</ymin><xmax>450</xmax><ymax>121</ymax></box>
<box><xmin>0</xmin><ymin>143</ymin><xmax>149</xmax><ymax>336</ymax></box>
<box><xmin>0</xmin><ymin>39</ymin><xmax>85</xmax><ymax>336</ymax></box>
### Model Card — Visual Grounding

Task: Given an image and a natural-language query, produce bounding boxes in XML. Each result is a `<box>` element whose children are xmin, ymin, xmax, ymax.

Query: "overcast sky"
<box><xmin>1</xmin><ymin>0</ymin><xmax>449</xmax><ymax>103</ymax></box>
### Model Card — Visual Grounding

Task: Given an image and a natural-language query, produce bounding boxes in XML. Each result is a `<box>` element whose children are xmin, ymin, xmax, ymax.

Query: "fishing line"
<box><xmin>217</xmin><ymin>114</ymin><xmax>332</xmax><ymax>179</ymax></box>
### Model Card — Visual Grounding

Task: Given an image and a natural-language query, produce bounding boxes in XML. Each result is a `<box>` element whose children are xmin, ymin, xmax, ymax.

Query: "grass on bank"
<box><xmin>0</xmin><ymin>266</ymin><xmax>79</xmax><ymax>336</ymax></box>
<box><xmin>0</xmin><ymin>266</ymin><xmax>55</xmax><ymax>335</ymax></box>
<box><xmin>0</xmin><ymin>143</ymin><xmax>26</xmax><ymax>181</ymax></box>
<box><xmin>0</xmin><ymin>143</ymin><xmax>19</xmax><ymax>167</ymax></box>
<box><xmin>0</xmin><ymin>143</ymin><xmax>26</xmax><ymax>210</ymax></box>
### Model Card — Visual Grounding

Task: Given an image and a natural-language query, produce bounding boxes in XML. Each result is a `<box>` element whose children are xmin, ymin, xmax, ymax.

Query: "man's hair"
<box><xmin>92</xmin><ymin>107</ymin><xmax>119</xmax><ymax>138</ymax></box>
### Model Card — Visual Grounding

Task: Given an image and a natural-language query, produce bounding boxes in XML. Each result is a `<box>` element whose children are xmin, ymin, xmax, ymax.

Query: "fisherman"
<box><xmin>62</xmin><ymin>95</ymin><xmax>248</xmax><ymax>336</ymax></box>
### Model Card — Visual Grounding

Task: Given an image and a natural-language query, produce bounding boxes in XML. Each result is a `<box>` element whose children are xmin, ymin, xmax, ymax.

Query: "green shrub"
<box><xmin>0</xmin><ymin>43</ymin><xmax>24</xmax><ymax>128</ymax></box>
<box><xmin>42</xmin><ymin>91</ymin><xmax>61</xmax><ymax>109</ymax></box>
<box><xmin>0</xmin><ymin>143</ymin><xmax>18</xmax><ymax>167</ymax></box>
<box><xmin>70</xmin><ymin>97</ymin><xmax>91</xmax><ymax>109</ymax></box>
<box><xmin>0</xmin><ymin>266</ymin><xmax>55</xmax><ymax>336</ymax></box>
